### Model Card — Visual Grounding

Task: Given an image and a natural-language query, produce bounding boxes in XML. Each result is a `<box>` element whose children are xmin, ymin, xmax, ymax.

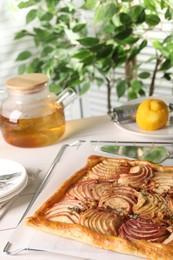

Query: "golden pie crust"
<box><xmin>26</xmin><ymin>156</ymin><xmax>173</xmax><ymax>260</ymax></box>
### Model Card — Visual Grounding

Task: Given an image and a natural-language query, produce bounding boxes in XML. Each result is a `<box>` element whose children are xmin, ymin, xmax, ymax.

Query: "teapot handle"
<box><xmin>56</xmin><ymin>88</ymin><xmax>77</xmax><ymax>108</ymax></box>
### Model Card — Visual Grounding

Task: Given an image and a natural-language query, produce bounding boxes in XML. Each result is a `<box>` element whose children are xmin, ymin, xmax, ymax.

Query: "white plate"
<box><xmin>115</xmin><ymin>121</ymin><xmax>173</xmax><ymax>139</ymax></box>
<box><xmin>0</xmin><ymin>159</ymin><xmax>27</xmax><ymax>200</ymax></box>
<box><xmin>0</xmin><ymin>173</ymin><xmax>28</xmax><ymax>203</ymax></box>
<box><xmin>114</xmin><ymin>97</ymin><xmax>173</xmax><ymax>139</ymax></box>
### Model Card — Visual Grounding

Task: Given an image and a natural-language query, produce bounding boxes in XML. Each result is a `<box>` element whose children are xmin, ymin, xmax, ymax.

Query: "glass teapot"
<box><xmin>0</xmin><ymin>73</ymin><xmax>77</xmax><ymax>148</ymax></box>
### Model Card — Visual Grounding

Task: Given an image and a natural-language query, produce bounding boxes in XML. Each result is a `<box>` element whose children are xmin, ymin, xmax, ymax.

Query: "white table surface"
<box><xmin>0</xmin><ymin>115</ymin><xmax>172</xmax><ymax>260</ymax></box>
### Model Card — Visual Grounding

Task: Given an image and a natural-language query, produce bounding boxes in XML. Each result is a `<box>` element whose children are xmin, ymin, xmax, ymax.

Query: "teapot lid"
<box><xmin>6</xmin><ymin>73</ymin><xmax>49</xmax><ymax>91</ymax></box>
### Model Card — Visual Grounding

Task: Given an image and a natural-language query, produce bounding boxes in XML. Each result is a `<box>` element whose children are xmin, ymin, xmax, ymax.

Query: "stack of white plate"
<box><xmin>0</xmin><ymin>159</ymin><xmax>28</xmax><ymax>207</ymax></box>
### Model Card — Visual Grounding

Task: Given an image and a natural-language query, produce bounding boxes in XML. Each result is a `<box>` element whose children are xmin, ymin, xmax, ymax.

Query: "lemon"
<box><xmin>136</xmin><ymin>98</ymin><xmax>168</xmax><ymax>131</ymax></box>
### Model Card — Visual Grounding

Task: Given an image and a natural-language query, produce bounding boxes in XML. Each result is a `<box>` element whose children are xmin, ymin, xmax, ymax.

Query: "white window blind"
<box><xmin>0</xmin><ymin>0</ymin><xmax>35</xmax><ymax>104</ymax></box>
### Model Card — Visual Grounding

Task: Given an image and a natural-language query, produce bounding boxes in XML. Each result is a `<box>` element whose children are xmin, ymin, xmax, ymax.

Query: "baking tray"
<box><xmin>3</xmin><ymin>140</ymin><xmax>173</xmax><ymax>259</ymax></box>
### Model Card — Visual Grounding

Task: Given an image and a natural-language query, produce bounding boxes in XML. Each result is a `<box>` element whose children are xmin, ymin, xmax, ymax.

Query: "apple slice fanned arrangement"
<box><xmin>27</xmin><ymin>156</ymin><xmax>173</xmax><ymax>260</ymax></box>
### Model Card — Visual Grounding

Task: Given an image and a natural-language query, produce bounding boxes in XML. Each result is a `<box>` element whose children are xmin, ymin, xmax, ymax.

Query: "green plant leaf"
<box><xmin>95</xmin><ymin>77</ymin><xmax>104</xmax><ymax>86</ymax></box>
<box><xmin>16</xmin><ymin>51</ymin><xmax>32</xmax><ymax>61</ymax></box>
<box><xmin>145</xmin><ymin>14</ymin><xmax>160</xmax><ymax>26</ymax></box>
<box><xmin>26</xmin><ymin>65</ymin><xmax>35</xmax><ymax>73</ymax></box>
<box><xmin>40</xmin><ymin>12</ymin><xmax>53</xmax><ymax>22</ymax></box>
<box><xmin>163</xmin><ymin>72</ymin><xmax>171</xmax><ymax>81</ymax></box>
<box><xmin>160</xmin><ymin>59</ymin><xmax>172</xmax><ymax>70</ymax></box>
<box><xmin>102</xmin><ymin>24</ymin><xmax>115</xmax><ymax>34</ymax></box>
<box><xmin>112</xmin><ymin>46</ymin><xmax>128</xmax><ymax>66</ymax></box>
<box><xmin>98</xmin><ymin>57</ymin><xmax>113</xmax><ymax>73</ymax></box>
<box><xmin>72</xmin><ymin>23</ymin><xmax>86</xmax><ymax>32</ymax></box>
<box><xmin>14</xmin><ymin>30</ymin><xmax>29</xmax><ymax>39</ymax></box>
<box><xmin>73</xmin><ymin>49</ymin><xmax>91</xmax><ymax>59</ymax></box>
<box><xmin>139</xmin><ymin>39</ymin><xmax>147</xmax><ymax>50</ymax></box>
<box><xmin>18</xmin><ymin>0</ymin><xmax>38</xmax><ymax>9</ymax></box>
<box><xmin>162</xmin><ymin>43</ymin><xmax>173</xmax><ymax>59</ymax></box>
<box><xmin>114</xmin><ymin>27</ymin><xmax>133</xmax><ymax>40</ymax></box>
<box><xmin>116</xmin><ymin>80</ymin><xmax>127</xmax><ymax>98</ymax></box>
<box><xmin>120</xmin><ymin>13</ymin><xmax>132</xmax><ymax>25</ymax></box>
<box><xmin>138</xmin><ymin>72</ymin><xmax>150</xmax><ymax>79</ymax></box>
<box><xmin>153</xmin><ymin>39</ymin><xmax>162</xmax><ymax>50</ymax></box>
<box><xmin>165</xmin><ymin>7</ymin><xmax>173</xmax><ymax>20</ymax></box>
<box><xmin>82</xmin><ymin>55</ymin><xmax>95</xmax><ymax>66</ymax></box>
<box><xmin>138</xmin><ymin>88</ymin><xmax>146</xmax><ymax>97</ymax></box>
<box><xmin>164</xmin><ymin>34</ymin><xmax>173</xmax><ymax>44</ymax></box>
<box><xmin>119</xmin><ymin>36</ymin><xmax>140</xmax><ymax>45</ymax></box>
<box><xmin>80</xmin><ymin>82</ymin><xmax>91</xmax><ymax>95</ymax></box>
<box><xmin>42</xmin><ymin>59</ymin><xmax>55</xmax><ymax>76</ymax></box>
<box><xmin>128</xmin><ymin>40</ymin><xmax>147</xmax><ymax>61</ymax></box>
<box><xmin>96</xmin><ymin>45</ymin><xmax>113</xmax><ymax>59</ymax></box>
<box><xmin>143</xmin><ymin>0</ymin><xmax>156</xmax><ymax>11</ymax></box>
<box><xmin>128</xmin><ymin>89</ymin><xmax>137</xmax><ymax>100</ymax></box>
<box><xmin>82</xmin><ymin>0</ymin><xmax>99</xmax><ymax>10</ymax></box>
<box><xmin>59</xmin><ymin>6</ymin><xmax>75</xmax><ymax>13</ymax></box>
<box><xmin>46</xmin><ymin>0</ymin><xmax>60</xmax><ymax>10</ymax></box>
<box><xmin>18</xmin><ymin>64</ymin><xmax>26</xmax><ymax>74</ymax></box>
<box><xmin>94</xmin><ymin>2</ymin><xmax>118</xmax><ymax>22</ymax></box>
<box><xmin>77</xmin><ymin>37</ymin><xmax>99</xmax><ymax>46</ymax></box>
<box><xmin>128</xmin><ymin>47</ymin><xmax>139</xmax><ymax>61</ymax></box>
<box><xmin>89</xmin><ymin>43</ymin><xmax>105</xmax><ymax>53</ymax></box>
<box><xmin>27</xmin><ymin>58</ymin><xmax>43</xmax><ymax>72</ymax></box>
<box><xmin>49</xmin><ymin>82</ymin><xmax>62</xmax><ymax>94</ymax></box>
<box><xmin>41</xmin><ymin>46</ymin><xmax>54</xmax><ymax>56</ymax></box>
<box><xmin>26</xmin><ymin>9</ymin><xmax>37</xmax><ymax>24</ymax></box>
<box><xmin>34</xmin><ymin>28</ymin><xmax>58</xmax><ymax>43</ymax></box>
<box><xmin>131</xmin><ymin>79</ymin><xmax>143</xmax><ymax>93</ymax></box>
<box><xmin>129</xmin><ymin>5</ymin><xmax>146</xmax><ymax>24</ymax></box>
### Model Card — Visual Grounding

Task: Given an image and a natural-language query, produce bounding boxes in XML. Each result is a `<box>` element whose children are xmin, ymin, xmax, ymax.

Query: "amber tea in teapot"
<box><xmin>0</xmin><ymin>73</ymin><xmax>76</xmax><ymax>148</ymax></box>
<box><xmin>1</xmin><ymin>103</ymin><xmax>65</xmax><ymax>148</ymax></box>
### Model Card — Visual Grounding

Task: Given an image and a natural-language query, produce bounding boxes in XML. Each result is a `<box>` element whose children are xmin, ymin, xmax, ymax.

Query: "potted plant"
<box><xmin>14</xmin><ymin>0</ymin><xmax>173</xmax><ymax>114</ymax></box>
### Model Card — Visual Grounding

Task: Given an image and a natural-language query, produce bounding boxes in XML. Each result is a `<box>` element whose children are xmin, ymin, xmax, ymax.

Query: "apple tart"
<box><xmin>26</xmin><ymin>156</ymin><xmax>173</xmax><ymax>260</ymax></box>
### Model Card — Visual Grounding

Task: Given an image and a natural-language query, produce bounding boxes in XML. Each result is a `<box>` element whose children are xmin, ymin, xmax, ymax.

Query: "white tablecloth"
<box><xmin>0</xmin><ymin>115</ymin><xmax>172</xmax><ymax>260</ymax></box>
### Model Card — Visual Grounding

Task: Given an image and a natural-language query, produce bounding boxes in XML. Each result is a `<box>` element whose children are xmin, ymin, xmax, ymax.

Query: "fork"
<box><xmin>0</xmin><ymin>171</ymin><xmax>22</xmax><ymax>182</ymax></box>
<box><xmin>0</xmin><ymin>172</ymin><xmax>22</xmax><ymax>188</ymax></box>
<box><xmin>0</xmin><ymin>182</ymin><xmax>15</xmax><ymax>189</ymax></box>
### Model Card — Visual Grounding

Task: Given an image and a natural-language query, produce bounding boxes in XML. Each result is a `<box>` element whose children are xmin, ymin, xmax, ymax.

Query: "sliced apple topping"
<box><xmin>45</xmin><ymin>199</ymin><xmax>87</xmax><ymax>223</ymax></box>
<box><xmin>166</xmin><ymin>196</ymin><xmax>173</xmax><ymax>215</ymax></box>
<box><xmin>133</xmin><ymin>192</ymin><xmax>169</xmax><ymax>220</ymax></box>
<box><xmin>151</xmin><ymin>172</ymin><xmax>173</xmax><ymax>194</ymax></box>
<box><xmin>98</xmin><ymin>185</ymin><xmax>137</xmax><ymax>214</ymax></box>
<box><xmin>91</xmin><ymin>181</ymin><xmax>112</xmax><ymax>200</ymax></box>
<box><xmin>163</xmin><ymin>227</ymin><xmax>173</xmax><ymax>245</ymax></box>
<box><xmin>118</xmin><ymin>164</ymin><xmax>154</xmax><ymax>189</ymax></box>
<box><xmin>88</xmin><ymin>159</ymin><xmax>131</xmax><ymax>181</ymax></box>
<box><xmin>79</xmin><ymin>208</ymin><xmax>123</xmax><ymax>236</ymax></box>
<box><xmin>118</xmin><ymin>217</ymin><xmax>169</xmax><ymax>243</ymax></box>
<box><xmin>67</xmin><ymin>179</ymin><xmax>98</xmax><ymax>204</ymax></box>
